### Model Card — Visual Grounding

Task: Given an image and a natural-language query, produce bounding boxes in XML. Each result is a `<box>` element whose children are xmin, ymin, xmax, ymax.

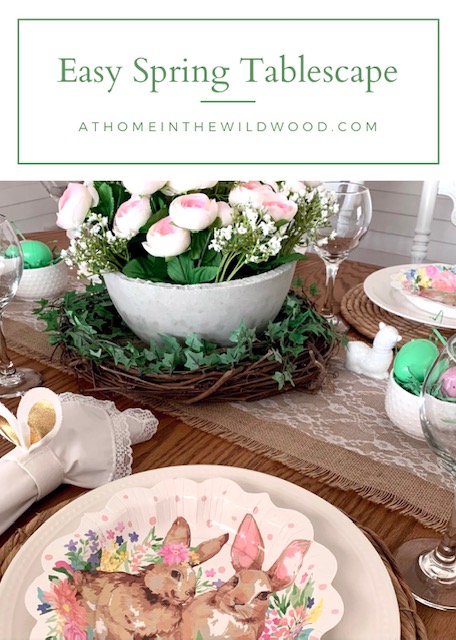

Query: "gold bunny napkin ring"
<box><xmin>0</xmin><ymin>388</ymin><xmax>64</xmax><ymax>498</ymax></box>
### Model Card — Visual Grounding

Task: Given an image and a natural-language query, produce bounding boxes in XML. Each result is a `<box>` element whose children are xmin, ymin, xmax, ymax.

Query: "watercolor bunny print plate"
<box><xmin>25</xmin><ymin>477</ymin><xmax>343</xmax><ymax>639</ymax></box>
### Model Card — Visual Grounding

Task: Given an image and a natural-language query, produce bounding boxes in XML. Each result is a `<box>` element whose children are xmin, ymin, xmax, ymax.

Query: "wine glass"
<box><xmin>40</xmin><ymin>181</ymin><xmax>68</xmax><ymax>204</ymax></box>
<box><xmin>314</xmin><ymin>182</ymin><xmax>372</xmax><ymax>332</ymax></box>
<box><xmin>0</xmin><ymin>215</ymin><xmax>42</xmax><ymax>397</ymax></box>
<box><xmin>395</xmin><ymin>334</ymin><xmax>456</xmax><ymax>610</ymax></box>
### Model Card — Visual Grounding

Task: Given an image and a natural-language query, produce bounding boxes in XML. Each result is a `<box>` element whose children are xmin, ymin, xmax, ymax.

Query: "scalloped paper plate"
<box><xmin>391</xmin><ymin>264</ymin><xmax>456</xmax><ymax>319</ymax></box>
<box><xmin>25</xmin><ymin>477</ymin><xmax>342</xmax><ymax>640</ymax></box>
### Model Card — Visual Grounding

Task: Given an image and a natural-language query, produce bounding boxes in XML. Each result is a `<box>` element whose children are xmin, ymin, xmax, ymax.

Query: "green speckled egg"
<box><xmin>20</xmin><ymin>240</ymin><xmax>53</xmax><ymax>269</ymax></box>
<box><xmin>5</xmin><ymin>245</ymin><xmax>19</xmax><ymax>258</ymax></box>
<box><xmin>393</xmin><ymin>339</ymin><xmax>439</xmax><ymax>383</ymax></box>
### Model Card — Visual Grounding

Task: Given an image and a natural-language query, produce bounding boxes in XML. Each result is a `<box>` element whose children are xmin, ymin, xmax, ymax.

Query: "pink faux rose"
<box><xmin>56</xmin><ymin>182</ymin><xmax>99</xmax><ymax>231</ymax></box>
<box><xmin>161</xmin><ymin>180</ymin><xmax>218</xmax><ymax>196</ymax></box>
<box><xmin>169</xmin><ymin>193</ymin><xmax>219</xmax><ymax>231</ymax></box>
<box><xmin>216</xmin><ymin>201</ymin><xmax>233</xmax><ymax>226</ymax></box>
<box><xmin>113</xmin><ymin>195</ymin><xmax>152</xmax><ymax>239</ymax></box>
<box><xmin>122</xmin><ymin>179</ymin><xmax>167</xmax><ymax>196</ymax></box>
<box><xmin>228</xmin><ymin>181</ymin><xmax>274</xmax><ymax>206</ymax></box>
<box><xmin>143</xmin><ymin>216</ymin><xmax>191</xmax><ymax>257</ymax></box>
<box><xmin>260</xmin><ymin>192</ymin><xmax>298</xmax><ymax>222</ymax></box>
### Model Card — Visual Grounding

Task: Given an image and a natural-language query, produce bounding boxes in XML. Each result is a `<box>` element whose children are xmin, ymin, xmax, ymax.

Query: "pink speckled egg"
<box><xmin>442</xmin><ymin>366</ymin><xmax>456</xmax><ymax>397</ymax></box>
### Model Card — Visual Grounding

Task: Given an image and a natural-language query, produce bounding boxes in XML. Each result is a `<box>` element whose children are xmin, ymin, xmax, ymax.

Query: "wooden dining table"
<box><xmin>0</xmin><ymin>232</ymin><xmax>453</xmax><ymax>638</ymax></box>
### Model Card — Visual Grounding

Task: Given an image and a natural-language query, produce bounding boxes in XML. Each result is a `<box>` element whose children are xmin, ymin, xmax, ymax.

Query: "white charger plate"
<box><xmin>364</xmin><ymin>264</ymin><xmax>456</xmax><ymax>329</ymax></box>
<box><xmin>0</xmin><ymin>465</ymin><xmax>400</xmax><ymax>640</ymax></box>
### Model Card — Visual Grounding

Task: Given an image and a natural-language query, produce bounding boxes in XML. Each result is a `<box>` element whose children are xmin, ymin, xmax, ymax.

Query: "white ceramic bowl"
<box><xmin>384</xmin><ymin>372</ymin><xmax>424</xmax><ymax>440</ymax></box>
<box><xmin>104</xmin><ymin>262</ymin><xmax>295</xmax><ymax>345</ymax></box>
<box><xmin>16</xmin><ymin>259</ymin><xmax>68</xmax><ymax>301</ymax></box>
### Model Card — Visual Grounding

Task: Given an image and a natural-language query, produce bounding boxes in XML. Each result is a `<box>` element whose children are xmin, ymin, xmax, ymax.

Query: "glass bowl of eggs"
<box><xmin>15</xmin><ymin>240</ymin><xmax>68</xmax><ymax>301</ymax></box>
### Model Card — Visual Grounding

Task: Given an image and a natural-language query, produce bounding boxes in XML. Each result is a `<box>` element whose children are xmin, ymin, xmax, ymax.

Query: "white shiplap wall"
<box><xmin>0</xmin><ymin>181</ymin><xmax>455</xmax><ymax>267</ymax></box>
<box><xmin>0</xmin><ymin>182</ymin><xmax>63</xmax><ymax>234</ymax></box>
<box><xmin>352</xmin><ymin>181</ymin><xmax>456</xmax><ymax>266</ymax></box>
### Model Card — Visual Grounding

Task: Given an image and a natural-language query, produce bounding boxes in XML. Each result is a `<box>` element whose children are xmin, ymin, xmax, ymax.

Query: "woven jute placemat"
<box><xmin>0</xmin><ymin>498</ymin><xmax>427</xmax><ymax>639</ymax></box>
<box><xmin>341</xmin><ymin>283</ymin><xmax>455</xmax><ymax>342</ymax></box>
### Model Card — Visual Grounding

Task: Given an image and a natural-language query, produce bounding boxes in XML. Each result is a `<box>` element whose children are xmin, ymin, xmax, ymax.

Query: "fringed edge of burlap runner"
<box><xmin>148</xmin><ymin>399</ymin><xmax>450</xmax><ymax>534</ymax></box>
<box><xmin>0</xmin><ymin>498</ymin><xmax>428</xmax><ymax>640</ymax></box>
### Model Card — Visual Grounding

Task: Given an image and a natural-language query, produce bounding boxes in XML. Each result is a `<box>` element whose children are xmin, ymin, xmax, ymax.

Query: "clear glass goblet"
<box><xmin>314</xmin><ymin>182</ymin><xmax>372</xmax><ymax>332</ymax></box>
<box><xmin>0</xmin><ymin>215</ymin><xmax>42</xmax><ymax>397</ymax></box>
<box><xmin>395</xmin><ymin>333</ymin><xmax>456</xmax><ymax>610</ymax></box>
<box><xmin>40</xmin><ymin>181</ymin><xmax>68</xmax><ymax>203</ymax></box>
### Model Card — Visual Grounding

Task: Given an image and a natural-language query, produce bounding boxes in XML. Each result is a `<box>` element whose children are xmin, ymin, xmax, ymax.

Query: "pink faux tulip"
<box><xmin>143</xmin><ymin>216</ymin><xmax>191</xmax><ymax>257</ymax></box>
<box><xmin>113</xmin><ymin>195</ymin><xmax>152</xmax><ymax>239</ymax></box>
<box><xmin>56</xmin><ymin>182</ymin><xmax>98</xmax><ymax>231</ymax></box>
<box><xmin>228</xmin><ymin>181</ymin><xmax>275</xmax><ymax>206</ymax></box>
<box><xmin>216</xmin><ymin>201</ymin><xmax>233</xmax><ymax>226</ymax></box>
<box><xmin>169</xmin><ymin>193</ymin><xmax>219</xmax><ymax>231</ymax></box>
<box><xmin>260</xmin><ymin>192</ymin><xmax>298</xmax><ymax>222</ymax></box>
<box><xmin>122</xmin><ymin>179</ymin><xmax>167</xmax><ymax>196</ymax></box>
<box><xmin>161</xmin><ymin>180</ymin><xmax>218</xmax><ymax>196</ymax></box>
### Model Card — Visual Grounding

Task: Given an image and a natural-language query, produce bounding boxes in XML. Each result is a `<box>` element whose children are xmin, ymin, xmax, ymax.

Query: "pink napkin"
<box><xmin>0</xmin><ymin>388</ymin><xmax>158</xmax><ymax>535</ymax></box>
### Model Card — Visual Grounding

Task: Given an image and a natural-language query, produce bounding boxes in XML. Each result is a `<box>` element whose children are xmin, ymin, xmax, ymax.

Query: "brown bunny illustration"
<box><xmin>73</xmin><ymin>516</ymin><xmax>228</xmax><ymax>640</ymax></box>
<box><xmin>179</xmin><ymin>513</ymin><xmax>311</xmax><ymax>640</ymax></box>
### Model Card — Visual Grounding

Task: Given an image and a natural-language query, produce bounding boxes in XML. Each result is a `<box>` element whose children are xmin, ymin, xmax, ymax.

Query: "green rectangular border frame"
<box><xmin>17</xmin><ymin>18</ymin><xmax>440</xmax><ymax>165</ymax></box>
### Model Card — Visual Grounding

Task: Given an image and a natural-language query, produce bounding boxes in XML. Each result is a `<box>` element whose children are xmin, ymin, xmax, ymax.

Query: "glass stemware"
<box><xmin>0</xmin><ymin>215</ymin><xmax>42</xmax><ymax>397</ymax></box>
<box><xmin>40</xmin><ymin>181</ymin><xmax>68</xmax><ymax>203</ymax></box>
<box><xmin>314</xmin><ymin>182</ymin><xmax>372</xmax><ymax>332</ymax></box>
<box><xmin>395</xmin><ymin>334</ymin><xmax>456</xmax><ymax>610</ymax></box>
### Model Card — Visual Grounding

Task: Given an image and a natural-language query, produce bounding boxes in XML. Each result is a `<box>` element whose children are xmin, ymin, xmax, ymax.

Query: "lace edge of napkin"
<box><xmin>59</xmin><ymin>393</ymin><xmax>157</xmax><ymax>481</ymax></box>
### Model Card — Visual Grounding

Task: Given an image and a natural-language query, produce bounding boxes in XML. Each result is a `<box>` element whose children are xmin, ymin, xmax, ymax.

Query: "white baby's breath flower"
<box><xmin>220</xmin><ymin>227</ymin><xmax>233</xmax><ymax>241</ymax></box>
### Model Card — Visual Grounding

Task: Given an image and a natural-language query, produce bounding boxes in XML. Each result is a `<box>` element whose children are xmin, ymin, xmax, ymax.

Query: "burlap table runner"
<box><xmin>4</xmin><ymin>316</ymin><xmax>453</xmax><ymax>533</ymax></box>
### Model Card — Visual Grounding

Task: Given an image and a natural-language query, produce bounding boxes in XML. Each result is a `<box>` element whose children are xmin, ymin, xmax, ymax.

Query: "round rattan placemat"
<box><xmin>0</xmin><ymin>499</ymin><xmax>427</xmax><ymax>639</ymax></box>
<box><xmin>341</xmin><ymin>283</ymin><xmax>455</xmax><ymax>343</ymax></box>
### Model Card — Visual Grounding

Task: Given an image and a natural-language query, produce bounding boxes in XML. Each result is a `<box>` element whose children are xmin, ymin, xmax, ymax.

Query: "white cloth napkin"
<box><xmin>0</xmin><ymin>388</ymin><xmax>158</xmax><ymax>536</ymax></box>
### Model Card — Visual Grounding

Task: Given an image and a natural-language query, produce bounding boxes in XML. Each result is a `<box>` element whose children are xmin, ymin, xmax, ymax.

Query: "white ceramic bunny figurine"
<box><xmin>345</xmin><ymin>322</ymin><xmax>402</xmax><ymax>380</ymax></box>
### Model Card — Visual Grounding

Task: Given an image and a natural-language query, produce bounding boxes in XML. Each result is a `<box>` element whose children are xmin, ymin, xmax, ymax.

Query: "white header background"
<box><xmin>1</xmin><ymin>1</ymin><xmax>455</xmax><ymax>180</ymax></box>
<box><xmin>18</xmin><ymin>19</ymin><xmax>437</xmax><ymax>166</ymax></box>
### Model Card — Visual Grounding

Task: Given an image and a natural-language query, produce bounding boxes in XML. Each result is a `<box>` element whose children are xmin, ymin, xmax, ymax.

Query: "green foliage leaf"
<box><xmin>123</xmin><ymin>256</ymin><xmax>168</xmax><ymax>282</ymax></box>
<box><xmin>36</xmin><ymin>283</ymin><xmax>338</xmax><ymax>391</ymax></box>
<box><xmin>110</xmin><ymin>182</ymin><xmax>130</xmax><ymax>212</ymax></box>
<box><xmin>189</xmin><ymin>230</ymin><xmax>210</xmax><ymax>260</ymax></box>
<box><xmin>94</xmin><ymin>183</ymin><xmax>115</xmax><ymax>219</ymax></box>
<box><xmin>166</xmin><ymin>253</ymin><xmax>218</xmax><ymax>284</ymax></box>
<box><xmin>138</xmin><ymin>208</ymin><xmax>168</xmax><ymax>233</ymax></box>
<box><xmin>270</xmin><ymin>252</ymin><xmax>307</xmax><ymax>267</ymax></box>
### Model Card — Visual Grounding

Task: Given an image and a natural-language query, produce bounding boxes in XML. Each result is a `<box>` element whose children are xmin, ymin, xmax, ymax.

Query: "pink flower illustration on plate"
<box><xmin>430</xmin><ymin>270</ymin><xmax>456</xmax><ymax>292</ymax></box>
<box><xmin>158</xmin><ymin>542</ymin><xmax>190</xmax><ymax>565</ymax></box>
<box><xmin>44</xmin><ymin>579</ymin><xmax>86</xmax><ymax>626</ymax></box>
<box><xmin>63</xmin><ymin>620</ymin><xmax>87</xmax><ymax>640</ymax></box>
<box><xmin>425</xmin><ymin>265</ymin><xmax>439</xmax><ymax>277</ymax></box>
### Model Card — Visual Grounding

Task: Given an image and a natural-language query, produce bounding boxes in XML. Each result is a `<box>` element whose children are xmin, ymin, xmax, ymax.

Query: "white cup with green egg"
<box><xmin>16</xmin><ymin>240</ymin><xmax>68</xmax><ymax>301</ymax></box>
